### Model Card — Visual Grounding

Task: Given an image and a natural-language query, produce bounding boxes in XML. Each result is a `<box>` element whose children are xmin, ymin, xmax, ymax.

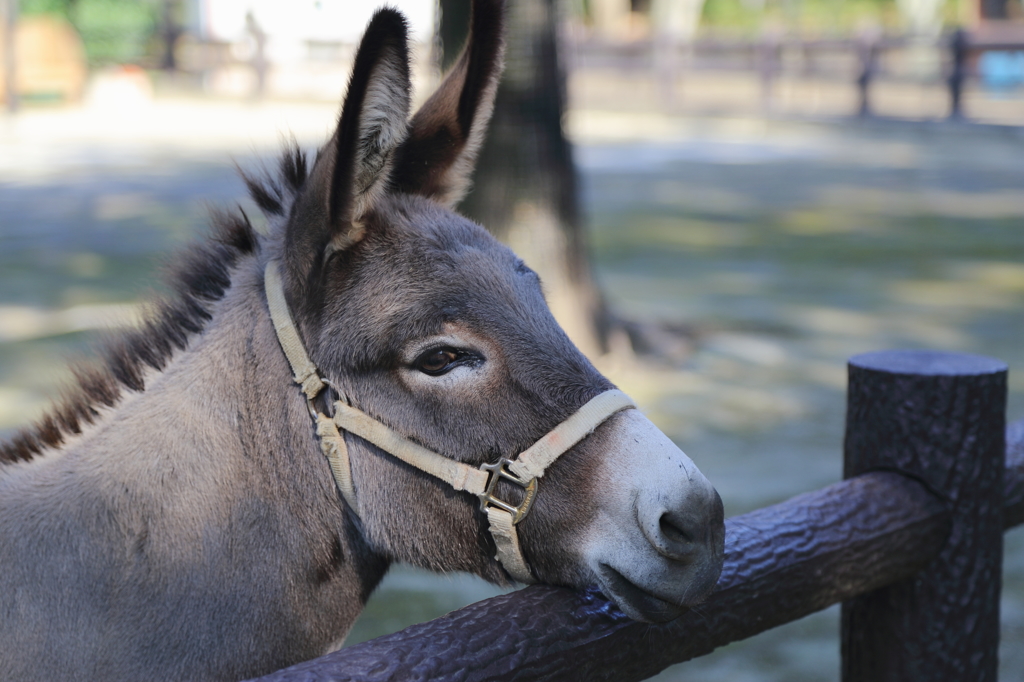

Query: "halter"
<box><xmin>264</xmin><ymin>261</ymin><xmax>635</xmax><ymax>583</ymax></box>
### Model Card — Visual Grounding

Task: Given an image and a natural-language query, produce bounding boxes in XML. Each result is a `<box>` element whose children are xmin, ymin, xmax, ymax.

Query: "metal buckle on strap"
<box><xmin>306</xmin><ymin>378</ymin><xmax>340</xmax><ymax>421</ymax></box>
<box><xmin>478</xmin><ymin>458</ymin><xmax>538</xmax><ymax>525</ymax></box>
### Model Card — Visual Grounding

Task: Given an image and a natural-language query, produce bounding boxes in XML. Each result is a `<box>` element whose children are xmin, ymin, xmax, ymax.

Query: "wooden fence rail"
<box><xmin>574</xmin><ymin>30</ymin><xmax>1024</xmax><ymax>123</ymax></box>
<box><xmin>250</xmin><ymin>350</ymin><xmax>1022</xmax><ymax>682</ymax></box>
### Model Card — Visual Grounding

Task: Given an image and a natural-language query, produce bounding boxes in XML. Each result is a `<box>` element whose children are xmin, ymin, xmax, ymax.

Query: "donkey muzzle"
<box><xmin>584</xmin><ymin>409</ymin><xmax>726</xmax><ymax>623</ymax></box>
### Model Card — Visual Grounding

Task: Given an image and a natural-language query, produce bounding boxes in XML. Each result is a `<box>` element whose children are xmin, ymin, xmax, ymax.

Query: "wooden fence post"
<box><xmin>856</xmin><ymin>35</ymin><xmax>878</xmax><ymax>117</ymax></box>
<box><xmin>842</xmin><ymin>350</ymin><xmax>1006</xmax><ymax>681</ymax></box>
<box><xmin>948</xmin><ymin>28</ymin><xmax>968</xmax><ymax>120</ymax></box>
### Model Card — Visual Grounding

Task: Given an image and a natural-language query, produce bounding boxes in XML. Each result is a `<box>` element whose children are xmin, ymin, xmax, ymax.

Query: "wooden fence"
<box><xmin>572</xmin><ymin>29</ymin><xmax>1024</xmax><ymax>122</ymax></box>
<box><xmin>858</xmin><ymin>29</ymin><xmax>1024</xmax><ymax>120</ymax></box>
<box><xmin>249</xmin><ymin>349</ymin><xmax>1023</xmax><ymax>682</ymax></box>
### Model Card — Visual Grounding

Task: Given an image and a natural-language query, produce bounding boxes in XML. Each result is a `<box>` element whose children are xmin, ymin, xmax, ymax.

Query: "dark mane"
<box><xmin>0</xmin><ymin>146</ymin><xmax>310</xmax><ymax>464</ymax></box>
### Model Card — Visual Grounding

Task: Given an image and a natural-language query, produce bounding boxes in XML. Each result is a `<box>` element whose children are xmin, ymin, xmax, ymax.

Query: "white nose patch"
<box><xmin>611</xmin><ymin>410</ymin><xmax>698</xmax><ymax>488</ymax></box>
<box><xmin>582</xmin><ymin>409</ymin><xmax>722</xmax><ymax>616</ymax></box>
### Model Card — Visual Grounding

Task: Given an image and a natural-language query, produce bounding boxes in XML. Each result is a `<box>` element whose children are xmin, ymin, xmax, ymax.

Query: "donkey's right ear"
<box><xmin>284</xmin><ymin>8</ymin><xmax>411</xmax><ymax>285</ymax></box>
<box><xmin>390</xmin><ymin>0</ymin><xmax>505</xmax><ymax>209</ymax></box>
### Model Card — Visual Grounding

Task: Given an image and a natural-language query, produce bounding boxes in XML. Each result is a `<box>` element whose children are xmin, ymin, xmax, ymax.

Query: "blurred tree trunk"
<box><xmin>979</xmin><ymin>0</ymin><xmax>1008</xmax><ymax>19</ymax></box>
<box><xmin>159</xmin><ymin>0</ymin><xmax>182</xmax><ymax>71</ymax></box>
<box><xmin>438</xmin><ymin>0</ymin><xmax>471</xmax><ymax>70</ymax></box>
<box><xmin>438</xmin><ymin>0</ymin><xmax>608</xmax><ymax>359</ymax></box>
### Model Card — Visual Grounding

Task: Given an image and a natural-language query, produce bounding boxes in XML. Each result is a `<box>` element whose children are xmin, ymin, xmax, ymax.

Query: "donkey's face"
<box><xmin>275</xmin><ymin>2</ymin><xmax>724</xmax><ymax>622</ymax></box>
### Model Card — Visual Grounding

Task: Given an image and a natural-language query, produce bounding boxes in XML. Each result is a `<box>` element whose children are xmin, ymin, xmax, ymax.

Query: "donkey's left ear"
<box><xmin>390</xmin><ymin>0</ymin><xmax>505</xmax><ymax>208</ymax></box>
<box><xmin>285</xmin><ymin>8</ymin><xmax>410</xmax><ymax>278</ymax></box>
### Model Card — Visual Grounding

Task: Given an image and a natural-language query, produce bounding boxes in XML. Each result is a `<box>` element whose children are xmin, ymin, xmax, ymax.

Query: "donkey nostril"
<box><xmin>659</xmin><ymin>513</ymin><xmax>694</xmax><ymax>548</ymax></box>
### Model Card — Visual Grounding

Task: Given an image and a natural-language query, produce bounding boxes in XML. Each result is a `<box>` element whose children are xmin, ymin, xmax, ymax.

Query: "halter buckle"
<box><xmin>306</xmin><ymin>378</ymin><xmax>340</xmax><ymax>421</ymax></box>
<box><xmin>478</xmin><ymin>458</ymin><xmax>538</xmax><ymax>525</ymax></box>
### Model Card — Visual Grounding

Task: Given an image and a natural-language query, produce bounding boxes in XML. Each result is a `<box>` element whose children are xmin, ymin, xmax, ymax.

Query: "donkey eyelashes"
<box><xmin>416</xmin><ymin>348</ymin><xmax>459</xmax><ymax>374</ymax></box>
<box><xmin>413</xmin><ymin>347</ymin><xmax>483</xmax><ymax>376</ymax></box>
<box><xmin>401</xmin><ymin>330</ymin><xmax>496</xmax><ymax>386</ymax></box>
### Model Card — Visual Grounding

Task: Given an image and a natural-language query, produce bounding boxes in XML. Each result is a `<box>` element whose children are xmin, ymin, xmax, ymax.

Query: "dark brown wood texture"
<box><xmin>842</xmin><ymin>350</ymin><xmax>1007</xmax><ymax>682</ymax></box>
<box><xmin>250</xmin><ymin>471</ymin><xmax>953</xmax><ymax>682</ymax></box>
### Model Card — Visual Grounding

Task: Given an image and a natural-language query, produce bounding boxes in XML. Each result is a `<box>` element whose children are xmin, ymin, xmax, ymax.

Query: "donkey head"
<box><xmin>270</xmin><ymin>1</ymin><xmax>724</xmax><ymax>623</ymax></box>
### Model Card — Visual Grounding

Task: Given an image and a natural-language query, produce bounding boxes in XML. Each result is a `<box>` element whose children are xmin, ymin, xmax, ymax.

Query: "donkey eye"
<box><xmin>415</xmin><ymin>348</ymin><xmax>461</xmax><ymax>375</ymax></box>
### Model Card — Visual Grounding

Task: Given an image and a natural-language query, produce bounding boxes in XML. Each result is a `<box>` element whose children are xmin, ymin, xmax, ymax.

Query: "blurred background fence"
<box><xmin>570</xmin><ymin>29</ymin><xmax>1024</xmax><ymax>120</ymax></box>
<box><xmin>1</xmin><ymin>0</ymin><xmax>1024</xmax><ymax>122</ymax></box>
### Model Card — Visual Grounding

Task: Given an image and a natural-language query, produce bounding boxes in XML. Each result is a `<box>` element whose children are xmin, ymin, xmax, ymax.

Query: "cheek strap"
<box><xmin>264</xmin><ymin>260</ymin><xmax>636</xmax><ymax>583</ymax></box>
<box><xmin>329</xmin><ymin>390</ymin><xmax>635</xmax><ymax>584</ymax></box>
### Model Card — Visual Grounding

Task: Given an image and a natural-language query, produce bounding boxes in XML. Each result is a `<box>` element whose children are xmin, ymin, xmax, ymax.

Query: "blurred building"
<box><xmin>191</xmin><ymin>0</ymin><xmax>436</xmax><ymax>99</ymax></box>
<box><xmin>0</xmin><ymin>14</ymin><xmax>86</xmax><ymax>104</ymax></box>
<box><xmin>198</xmin><ymin>0</ymin><xmax>435</xmax><ymax>44</ymax></box>
<box><xmin>0</xmin><ymin>0</ymin><xmax>436</xmax><ymax>104</ymax></box>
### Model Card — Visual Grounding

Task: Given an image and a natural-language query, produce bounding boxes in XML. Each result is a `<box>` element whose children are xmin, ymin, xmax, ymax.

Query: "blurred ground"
<box><xmin>1</xmin><ymin>91</ymin><xmax>1023</xmax><ymax>680</ymax></box>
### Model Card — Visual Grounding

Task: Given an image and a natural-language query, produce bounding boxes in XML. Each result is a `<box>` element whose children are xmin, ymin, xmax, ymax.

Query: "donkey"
<box><xmin>0</xmin><ymin>2</ymin><xmax>724</xmax><ymax>680</ymax></box>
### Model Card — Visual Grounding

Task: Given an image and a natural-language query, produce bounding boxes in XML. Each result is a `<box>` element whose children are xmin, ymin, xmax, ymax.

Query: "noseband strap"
<box><xmin>264</xmin><ymin>261</ymin><xmax>635</xmax><ymax>584</ymax></box>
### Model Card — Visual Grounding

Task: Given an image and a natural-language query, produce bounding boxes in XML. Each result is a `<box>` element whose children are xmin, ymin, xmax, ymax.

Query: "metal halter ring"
<box><xmin>306</xmin><ymin>377</ymin><xmax>340</xmax><ymax>421</ymax></box>
<box><xmin>477</xmin><ymin>458</ymin><xmax>539</xmax><ymax>525</ymax></box>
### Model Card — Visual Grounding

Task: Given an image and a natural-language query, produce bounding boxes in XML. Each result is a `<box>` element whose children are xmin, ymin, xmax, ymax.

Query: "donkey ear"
<box><xmin>285</xmin><ymin>8</ymin><xmax>410</xmax><ymax>278</ymax></box>
<box><xmin>390</xmin><ymin>0</ymin><xmax>505</xmax><ymax>208</ymax></box>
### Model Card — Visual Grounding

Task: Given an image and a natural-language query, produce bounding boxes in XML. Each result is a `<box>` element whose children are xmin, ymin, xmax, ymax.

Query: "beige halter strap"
<box><xmin>264</xmin><ymin>260</ymin><xmax>635</xmax><ymax>584</ymax></box>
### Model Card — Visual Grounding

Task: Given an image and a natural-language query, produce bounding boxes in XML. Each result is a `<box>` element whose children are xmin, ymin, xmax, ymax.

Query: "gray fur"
<box><xmin>0</xmin><ymin>4</ymin><xmax>723</xmax><ymax>679</ymax></box>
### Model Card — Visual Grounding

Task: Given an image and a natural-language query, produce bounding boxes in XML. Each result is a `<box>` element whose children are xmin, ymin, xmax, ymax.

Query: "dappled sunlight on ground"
<box><xmin>0</xmin><ymin>302</ymin><xmax>140</xmax><ymax>342</ymax></box>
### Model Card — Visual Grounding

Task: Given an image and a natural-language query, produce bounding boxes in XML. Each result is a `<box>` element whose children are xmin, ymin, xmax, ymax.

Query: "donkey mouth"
<box><xmin>597</xmin><ymin>564</ymin><xmax>690</xmax><ymax>623</ymax></box>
